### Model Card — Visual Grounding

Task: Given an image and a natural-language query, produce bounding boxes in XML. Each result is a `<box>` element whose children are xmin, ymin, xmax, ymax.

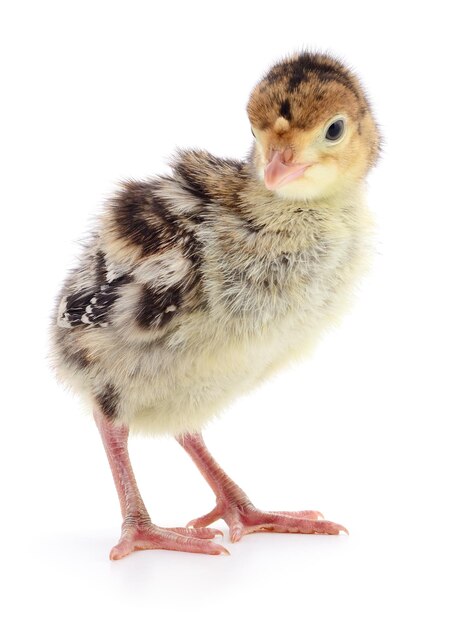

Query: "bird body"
<box><xmin>51</xmin><ymin>52</ymin><xmax>380</xmax><ymax>559</ymax></box>
<box><xmin>52</xmin><ymin>151</ymin><xmax>372</xmax><ymax>435</ymax></box>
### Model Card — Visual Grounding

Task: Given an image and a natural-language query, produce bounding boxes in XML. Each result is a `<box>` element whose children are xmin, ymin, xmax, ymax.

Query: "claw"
<box><xmin>230</xmin><ymin>521</ymin><xmax>245</xmax><ymax>543</ymax></box>
<box><xmin>311</xmin><ymin>520</ymin><xmax>349</xmax><ymax>535</ymax></box>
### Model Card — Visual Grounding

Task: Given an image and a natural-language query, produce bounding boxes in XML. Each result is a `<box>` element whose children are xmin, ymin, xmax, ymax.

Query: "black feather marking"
<box><xmin>263</xmin><ymin>54</ymin><xmax>360</xmax><ymax>99</ymax></box>
<box><xmin>288</xmin><ymin>56</ymin><xmax>359</xmax><ymax>98</ymax></box>
<box><xmin>175</xmin><ymin>163</ymin><xmax>212</xmax><ymax>204</ymax></box>
<box><xmin>95</xmin><ymin>251</ymin><xmax>108</xmax><ymax>285</ymax></box>
<box><xmin>287</xmin><ymin>56</ymin><xmax>311</xmax><ymax>91</ymax></box>
<box><xmin>61</xmin><ymin>343</ymin><xmax>92</xmax><ymax>369</ymax></box>
<box><xmin>188</xmin><ymin>213</ymin><xmax>206</xmax><ymax>225</ymax></box>
<box><xmin>115</xmin><ymin>202</ymin><xmax>164</xmax><ymax>255</ymax></box>
<box><xmin>97</xmin><ymin>384</ymin><xmax>119</xmax><ymax>420</ymax></box>
<box><xmin>144</xmin><ymin>183</ymin><xmax>182</xmax><ymax>234</ymax></box>
<box><xmin>59</xmin><ymin>273</ymin><xmax>132</xmax><ymax>328</ymax></box>
<box><xmin>243</xmin><ymin>217</ymin><xmax>262</xmax><ymax>235</ymax></box>
<box><xmin>113</xmin><ymin>182</ymin><xmax>181</xmax><ymax>257</ymax></box>
<box><xmin>181</xmin><ymin>233</ymin><xmax>203</xmax><ymax>270</ymax></box>
<box><xmin>136</xmin><ymin>284</ymin><xmax>181</xmax><ymax>329</ymax></box>
<box><xmin>279</xmin><ymin>98</ymin><xmax>292</xmax><ymax>121</ymax></box>
<box><xmin>265</xmin><ymin>65</ymin><xmax>288</xmax><ymax>85</ymax></box>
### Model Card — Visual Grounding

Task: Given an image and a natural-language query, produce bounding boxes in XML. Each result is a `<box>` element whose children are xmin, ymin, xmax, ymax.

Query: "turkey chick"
<box><xmin>51</xmin><ymin>51</ymin><xmax>380</xmax><ymax>559</ymax></box>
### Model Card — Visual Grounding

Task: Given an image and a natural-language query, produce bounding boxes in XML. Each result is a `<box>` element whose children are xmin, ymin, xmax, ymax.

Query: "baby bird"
<box><xmin>52</xmin><ymin>51</ymin><xmax>380</xmax><ymax>560</ymax></box>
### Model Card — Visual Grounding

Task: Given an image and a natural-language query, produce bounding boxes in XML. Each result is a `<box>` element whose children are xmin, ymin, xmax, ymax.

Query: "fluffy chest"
<box><xmin>161</xmin><ymin>204</ymin><xmax>370</xmax><ymax>391</ymax></box>
<box><xmin>200</xmin><ymin>207</ymin><xmax>366</xmax><ymax>332</ymax></box>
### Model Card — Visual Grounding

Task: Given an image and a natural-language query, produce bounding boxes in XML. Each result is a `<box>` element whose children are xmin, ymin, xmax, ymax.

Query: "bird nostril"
<box><xmin>282</xmin><ymin>148</ymin><xmax>293</xmax><ymax>164</ymax></box>
<box><xmin>268</xmin><ymin>147</ymin><xmax>294</xmax><ymax>165</ymax></box>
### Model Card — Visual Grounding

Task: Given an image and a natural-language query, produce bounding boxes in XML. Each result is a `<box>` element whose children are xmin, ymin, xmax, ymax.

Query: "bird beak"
<box><xmin>264</xmin><ymin>150</ymin><xmax>309</xmax><ymax>190</ymax></box>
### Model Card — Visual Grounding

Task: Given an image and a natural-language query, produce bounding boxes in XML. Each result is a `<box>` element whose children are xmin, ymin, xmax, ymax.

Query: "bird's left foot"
<box><xmin>110</xmin><ymin>521</ymin><xmax>227</xmax><ymax>560</ymax></box>
<box><xmin>188</xmin><ymin>501</ymin><xmax>348</xmax><ymax>543</ymax></box>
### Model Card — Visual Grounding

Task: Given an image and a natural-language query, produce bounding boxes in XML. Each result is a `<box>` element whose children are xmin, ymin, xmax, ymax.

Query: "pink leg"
<box><xmin>177</xmin><ymin>432</ymin><xmax>347</xmax><ymax>543</ymax></box>
<box><xmin>94</xmin><ymin>410</ymin><xmax>227</xmax><ymax>559</ymax></box>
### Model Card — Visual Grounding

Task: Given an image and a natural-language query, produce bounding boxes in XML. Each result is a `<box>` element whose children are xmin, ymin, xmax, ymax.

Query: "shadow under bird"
<box><xmin>51</xmin><ymin>51</ymin><xmax>380</xmax><ymax>560</ymax></box>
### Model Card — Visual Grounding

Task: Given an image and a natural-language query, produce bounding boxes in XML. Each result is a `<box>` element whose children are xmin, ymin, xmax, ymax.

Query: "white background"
<box><xmin>1</xmin><ymin>1</ymin><xmax>454</xmax><ymax>624</ymax></box>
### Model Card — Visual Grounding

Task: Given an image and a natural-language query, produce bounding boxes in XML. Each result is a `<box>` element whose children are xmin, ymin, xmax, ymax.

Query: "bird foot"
<box><xmin>187</xmin><ymin>501</ymin><xmax>348</xmax><ymax>543</ymax></box>
<box><xmin>110</xmin><ymin>521</ymin><xmax>228</xmax><ymax>560</ymax></box>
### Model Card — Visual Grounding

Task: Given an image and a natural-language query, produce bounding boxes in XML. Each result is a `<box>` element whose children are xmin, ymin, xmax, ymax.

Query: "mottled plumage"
<box><xmin>51</xmin><ymin>52</ymin><xmax>380</xmax><ymax>559</ymax></box>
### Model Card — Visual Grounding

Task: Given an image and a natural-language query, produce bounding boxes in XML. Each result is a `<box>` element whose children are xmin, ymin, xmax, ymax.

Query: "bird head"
<box><xmin>247</xmin><ymin>52</ymin><xmax>380</xmax><ymax>201</ymax></box>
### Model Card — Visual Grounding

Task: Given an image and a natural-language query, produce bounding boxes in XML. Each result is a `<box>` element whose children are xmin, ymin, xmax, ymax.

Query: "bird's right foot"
<box><xmin>110</xmin><ymin>521</ymin><xmax>228</xmax><ymax>560</ymax></box>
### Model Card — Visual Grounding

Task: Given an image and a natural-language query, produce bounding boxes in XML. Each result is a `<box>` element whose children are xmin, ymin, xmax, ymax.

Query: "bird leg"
<box><xmin>177</xmin><ymin>432</ymin><xmax>347</xmax><ymax>543</ymax></box>
<box><xmin>93</xmin><ymin>409</ymin><xmax>227</xmax><ymax>559</ymax></box>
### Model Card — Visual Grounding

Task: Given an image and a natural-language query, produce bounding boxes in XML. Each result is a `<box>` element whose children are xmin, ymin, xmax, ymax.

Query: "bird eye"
<box><xmin>325</xmin><ymin>119</ymin><xmax>345</xmax><ymax>142</ymax></box>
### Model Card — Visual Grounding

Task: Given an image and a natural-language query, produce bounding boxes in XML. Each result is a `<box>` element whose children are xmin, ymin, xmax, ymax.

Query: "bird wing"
<box><xmin>57</xmin><ymin>177</ymin><xmax>206</xmax><ymax>332</ymax></box>
<box><xmin>57</xmin><ymin>251</ymin><xmax>133</xmax><ymax>329</ymax></box>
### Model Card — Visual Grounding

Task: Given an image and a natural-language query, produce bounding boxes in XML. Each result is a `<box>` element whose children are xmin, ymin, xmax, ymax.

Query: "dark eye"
<box><xmin>251</xmin><ymin>127</ymin><xmax>256</xmax><ymax>138</ymax></box>
<box><xmin>325</xmin><ymin>119</ymin><xmax>345</xmax><ymax>141</ymax></box>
